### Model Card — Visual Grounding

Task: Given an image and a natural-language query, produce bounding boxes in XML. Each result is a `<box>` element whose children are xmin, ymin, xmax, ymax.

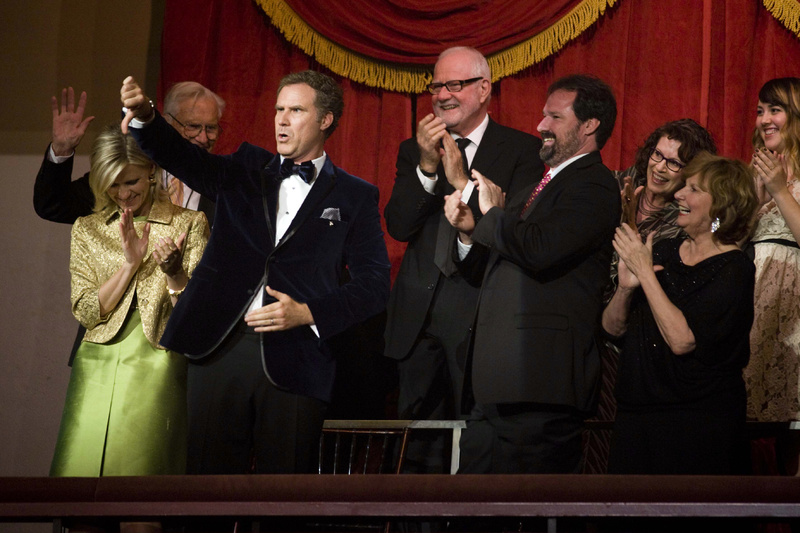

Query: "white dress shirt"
<box><xmin>246</xmin><ymin>154</ymin><xmax>327</xmax><ymax>335</ymax></box>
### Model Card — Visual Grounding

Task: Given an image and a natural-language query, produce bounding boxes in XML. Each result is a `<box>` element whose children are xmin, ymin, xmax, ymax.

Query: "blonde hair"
<box><xmin>752</xmin><ymin>77</ymin><xmax>800</xmax><ymax>177</ymax></box>
<box><xmin>89</xmin><ymin>123</ymin><xmax>166</xmax><ymax>213</ymax></box>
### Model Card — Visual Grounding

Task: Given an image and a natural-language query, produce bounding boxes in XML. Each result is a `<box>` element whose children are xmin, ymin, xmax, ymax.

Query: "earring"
<box><xmin>711</xmin><ymin>217</ymin><xmax>720</xmax><ymax>233</ymax></box>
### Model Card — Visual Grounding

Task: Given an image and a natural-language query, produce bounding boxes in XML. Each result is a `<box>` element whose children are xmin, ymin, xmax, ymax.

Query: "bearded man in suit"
<box><xmin>383</xmin><ymin>46</ymin><xmax>544</xmax><ymax>473</ymax></box>
<box><xmin>444</xmin><ymin>74</ymin><xmax>620</xmax><ymax>474</ymax></box>
<box><xmin>120</xmin><ymin>70</ymin><xmax>390</xmax><ymax>474</ymax></box>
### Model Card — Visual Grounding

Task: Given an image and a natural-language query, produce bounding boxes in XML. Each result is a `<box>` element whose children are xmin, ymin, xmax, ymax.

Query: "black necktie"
<box><xmin>279</xmin><ymin>158</ymin><xmax>315</xmax><ymax>184</ymax></box>
<box><xmin>455</xmin><ymin>137</ymin><xmax>471</xmax><ymax>178</ymax></box>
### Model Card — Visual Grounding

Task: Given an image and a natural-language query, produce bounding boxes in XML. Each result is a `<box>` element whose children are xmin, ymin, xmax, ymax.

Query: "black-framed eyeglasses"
<box><xmin>650</xmin><ymin>148</ymin><xmax>685</xmax><ymax>172</ymax></box>
<box><xmin>167</xmin><ymin>113</ymin><xmax>221</xmax><ymax>139</ymax></box>
<box><xmin>426</xmin><ymin>77</ymin><xmax>484</xmax><ymax>95</ymax></box>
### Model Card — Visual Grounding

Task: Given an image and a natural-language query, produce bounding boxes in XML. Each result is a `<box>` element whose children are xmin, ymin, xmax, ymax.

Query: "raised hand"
<box><xmin>473</xmin><ymin>170</ymin><xmax>505</xmax><ymax>214</ymax></box>
<box><xmin>51</xmin><ymin>87</ymin><xmax>94</xmax><ymax>156</ymax></box>
<box><xmin>120</xmin><ymin>76</ymin><xmax>154</xmax><ymax>134</ymax></box>
<box><xmin>444</xmin><ymin>189</ymin><xmax>475</xmax><ymax>239</ymax></box>
<box><xmin>440</xmin><ymin>134</ymin><xmax>469</xmax><ymax>191</ymax></box>
<box><xmin>612</xmin><ymin>223</ymin><xmax>662</xmax><ymax>283</ymax></box>
<box><xmin>153</xmin><ymin>233</ymin><xmax>186</xmax><ymax>277</ymax></box>
<box><xmin>752</xmin><ymin>148</ymin><xmax>788</xmax><ymax>197</ymax></box>
<box><xmin>118</xmin><ymin>208</ymin><xmax>150</xmax><ymax>266</ymax></box>
<box><xmin>753</xmin><ymin>173</ymin><xmax>773</xmax><ymax>207</ymax></box>
<box><xmin>416</xmin><ymin>113</ymin><xmax>448</xmax><ymax>174</ymax></box>
<box><xmin>620</xmin><ymin>175</ymin><xmax>644</xmax><ymax>232</ymax></box>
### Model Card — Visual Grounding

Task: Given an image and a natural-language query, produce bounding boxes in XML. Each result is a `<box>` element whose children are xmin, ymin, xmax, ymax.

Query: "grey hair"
<box><xmin>437</xmin><ymin>46</ymin><xmax>491</xmax><ymax>81</ymax></box>
<box><xmin>164</xmin><ymin>81</ymin><xmax>225</xmax><ymax>119</ymax></box>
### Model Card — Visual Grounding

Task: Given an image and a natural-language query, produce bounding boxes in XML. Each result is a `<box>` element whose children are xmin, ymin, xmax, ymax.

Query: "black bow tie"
<box><xmin>279</xmin><ymin>158</ymin><xmax>316</xmax><ymax>184</ymax></box>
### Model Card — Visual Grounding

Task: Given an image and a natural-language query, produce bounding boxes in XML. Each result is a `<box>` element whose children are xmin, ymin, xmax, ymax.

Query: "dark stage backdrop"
<box><xmin>159</xmin><ymin>0</ymin><xmax>800</xmax><ymax>277</ymax></box>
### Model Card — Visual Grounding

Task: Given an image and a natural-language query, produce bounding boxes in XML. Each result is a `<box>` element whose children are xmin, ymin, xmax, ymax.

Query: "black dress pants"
<box><xmin>458</xmin><ymin>401</ymin><xmax>584</xmax><ymax>474</ymax></box>
<box><xmin>186</xmin><ymin>322</ymin><xmax>327</xmax><ymax>474</ymax></box>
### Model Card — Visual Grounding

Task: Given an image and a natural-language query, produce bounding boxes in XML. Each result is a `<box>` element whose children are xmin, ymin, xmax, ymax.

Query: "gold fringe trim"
<box><xmin>488</xmin><ymin>0</ymin><xmax>618</xmax><ymax>81</ymax></box>
<box><xmin>256</xmin><ymin>0</ymin><xmax>618</xmax><ymax>93</ymax></box>
<box><xmin>762</xmin><ymin>0</ymin><xmax>800</xmax><ymax>37</ymax></box>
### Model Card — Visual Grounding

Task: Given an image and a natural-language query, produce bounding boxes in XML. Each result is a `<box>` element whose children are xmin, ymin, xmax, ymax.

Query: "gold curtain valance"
<box><xmin>256</xmin><ymin>0</ymin><xmax>619</xmax><ymax>93</ymax></box>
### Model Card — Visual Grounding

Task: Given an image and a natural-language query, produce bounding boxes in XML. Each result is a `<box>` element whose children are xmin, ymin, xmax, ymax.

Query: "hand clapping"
<box><xmin>153</xmin><ymin>233</ymin><xmax>187</xmax><ymax>277</ymax></box>
<box><xmin>119</xmin><ymin>208</ymin><xmax>150</xmax><ymax>267</ymax></box>
<box><xmin>612</xmin><ymin>223</ymin><xmax>662</xmax><ymax>289</ymax></box>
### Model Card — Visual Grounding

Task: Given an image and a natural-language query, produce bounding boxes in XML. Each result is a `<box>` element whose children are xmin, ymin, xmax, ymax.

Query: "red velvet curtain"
<box><xmin>160</xmin><ymin>0</ymin><xmax>800</xmax><ymax>277</ymax></box>
<box><xmin>282</xmin><ymin>0</ymin><xmax>586</xmax><ymax>64</ymax></box>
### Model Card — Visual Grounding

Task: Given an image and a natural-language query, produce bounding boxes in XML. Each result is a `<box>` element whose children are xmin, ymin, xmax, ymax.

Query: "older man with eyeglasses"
<box><xmin>383</xmin><ymin>46</ymin><xmax>545</xmax><ymax>474</ymax></box>
<box><xmin>34</xmin><ymin>82</ymin><xmax>224</xmax><ymax>226</ymax></box>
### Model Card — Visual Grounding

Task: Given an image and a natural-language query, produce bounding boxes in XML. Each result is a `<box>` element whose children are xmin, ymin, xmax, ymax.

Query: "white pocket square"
<box><xmin>321</xmin><ymin>208</ymin><xmax>341</xmax><ymax>221</ymax></box>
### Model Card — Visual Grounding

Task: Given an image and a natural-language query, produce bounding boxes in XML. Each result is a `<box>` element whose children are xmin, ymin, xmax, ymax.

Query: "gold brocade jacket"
<box><xmin>70</xmin><ymin>199</ymin><xmax>209</xmax><ymax>348</ymax></box>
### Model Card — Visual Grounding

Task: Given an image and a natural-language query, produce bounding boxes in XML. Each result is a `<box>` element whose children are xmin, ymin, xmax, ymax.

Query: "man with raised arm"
<box><xmin>35</xmin><ymin>83</ymin><xmax>224</xmax><ymax>225</ymax></box>
<box><xmin>120</xmin><ymin>71</ymin><xmax>390</xmax><ymax>474</ymax></box>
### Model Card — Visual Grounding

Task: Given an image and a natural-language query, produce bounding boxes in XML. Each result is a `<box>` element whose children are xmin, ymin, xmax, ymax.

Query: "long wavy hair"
<box><xmin>752</xmin><ymin>77</ymin><xmax>800</xmax><ymax>177</ymax></box>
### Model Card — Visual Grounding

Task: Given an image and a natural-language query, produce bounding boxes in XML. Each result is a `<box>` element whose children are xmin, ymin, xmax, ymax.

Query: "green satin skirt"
<box><xmin>50</xmin><ymin>309</ymin><xmax>187</xmax><ymax>476</ymax></box>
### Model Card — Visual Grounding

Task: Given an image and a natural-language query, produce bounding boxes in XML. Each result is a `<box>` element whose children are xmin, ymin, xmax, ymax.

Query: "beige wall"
<box><xmin>0</xmin><ymin>2</ymin><xmax>160</xmax><ymax>529</ymax></box>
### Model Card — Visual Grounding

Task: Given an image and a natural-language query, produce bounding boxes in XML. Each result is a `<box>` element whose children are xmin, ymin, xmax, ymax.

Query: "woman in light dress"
<box><xmin>744</xmin><ymin>77</ymin><xmax>800</xmax><ymax>476</ymax></box>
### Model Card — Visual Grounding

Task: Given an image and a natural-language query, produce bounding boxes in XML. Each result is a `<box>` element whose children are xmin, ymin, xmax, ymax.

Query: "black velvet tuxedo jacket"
<box><xmin>131</xmin><ymin>113</ymin><xmax>391</xmax><ymax>403</ymax></box>
<box><xmin>458</xmin><ymin>151</ymin><xmax>620</xmax><ymax>413</ymax></box>
<box><xmin>33</xmin><ymin>148</ymin><xmax>217</xmax><ymax>226</ymax></box>
<box><xmin>383</xmin><ymin>118</ymin><xmax>544</xmax><ymax>361</ymax></box>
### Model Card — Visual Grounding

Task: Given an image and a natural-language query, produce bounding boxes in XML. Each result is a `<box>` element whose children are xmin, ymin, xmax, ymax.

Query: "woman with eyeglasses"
<box><xmin>584</xmin><ymin>120</ymin><xmax>718</xmax><ymax>474</ymax></box>
<box><xmin>604</xmin><ymin>153</ymin><xmax>759</xmax><ymax>474</ymax></box>
<box><xmin>617</xmin><ymin>119</ymin><xmax>717</xmax><ymax>239</ymax></box>
<box><xmin>50</xmin><ymin>124</ymin><xmax>208</xmax><ymax>489</ymax></box>
<box><xmin>744</xmin><ymin>77</ymin><xmax>800</xmax><ymax>475</ymax></box>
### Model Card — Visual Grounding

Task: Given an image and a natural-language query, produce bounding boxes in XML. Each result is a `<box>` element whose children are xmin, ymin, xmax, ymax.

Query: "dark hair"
<box><xmin>633</xmin><ymin>119</ymin><xmax>717</xmax><ymax>178</ymax></box>
<box><xmin>278</xmin><ymin>70</ymin><xmax>344</xmax><ymax>138</ymax></box>
<box><xmin>681</xmin><ymin>152</ymin><xmax>759</xmax><ymax>245</ymax></box>
<box><xmin>547</xmin><ymin>74</ymin><xmax>617</xmax><ymax>149</ymax></box>
<box><xmin>752</xmin><ymin>77</ymin><xmax>800</xmax><ymax>176</ymax></box>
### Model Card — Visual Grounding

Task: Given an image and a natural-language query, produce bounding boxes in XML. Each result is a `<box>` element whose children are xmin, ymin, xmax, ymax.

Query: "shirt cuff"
<box><xmin>417</xmin><ymin>166</ymin><xmax>438</xmax><ymax>195</ymax></box>
<box><xmin>48</xmin><ymin>145</ymin><xmax>73</xmax><ymax>163</ymax></box>
<box><xmin>461</xmin><ymin>180</ymin><xmax>475</xmax><ymax>204</ymax></box>
<box><xmin>456</xmin><ymin>237</ymin><xmax>473</xmax><ymax>261</ymax></box>
<box><xmin>122</xmin><ymin>107</ymin><xmax>155</xmax><ymax>129</ymax></box>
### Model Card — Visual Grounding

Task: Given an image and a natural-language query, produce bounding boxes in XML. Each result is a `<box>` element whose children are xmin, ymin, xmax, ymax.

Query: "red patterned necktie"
<box><xmin>520</xmin><ymin>170</ymin><xmax>553</xmax><ymax>218</ymax></box>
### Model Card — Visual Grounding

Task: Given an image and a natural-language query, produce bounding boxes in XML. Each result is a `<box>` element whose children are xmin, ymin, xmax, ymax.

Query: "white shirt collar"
<box><xmin>547</xmin><ymin>152</ymin><xmax>590</xmax><ymax>178</ymax></box>
<box><xmin>453</xmin><ymin>113</ymin><xmax>490</xmax><ymax>146</ymax></box>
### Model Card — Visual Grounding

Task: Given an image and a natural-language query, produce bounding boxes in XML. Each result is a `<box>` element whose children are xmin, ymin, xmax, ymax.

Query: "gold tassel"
<box><xmin>256</xmin><ymin>0</ymin><xmax>618</xmax><ymax>93</ymax></box>
<box><xmin>762</xmin><ymin>0</ymin><xmax>800</xmax><ymax>36</ymax></box>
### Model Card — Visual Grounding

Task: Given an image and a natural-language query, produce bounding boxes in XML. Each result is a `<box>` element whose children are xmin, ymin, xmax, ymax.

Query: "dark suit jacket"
<box><xmin>131</xmin><ymin>112</ymin><xmax>391</xmax><ymax>403</ymax></box>
<box><xmin>33</xmin><ymin>147</ymin><xmax>217</xmax><ymax>226</ymax></box>
<box><xmin>383</xmin><ymin>118</ymin><xmax>544</xmax><ymax>361</ymax></box>
<box><xmin>458</xmin><ymin>151</ymin><xmax>620</xmax><ymax>413</ymax></box>
<box><xmin>33</xmin><ymin>149</ymin><xmax>94</xmax><ymax>224</ymax></box>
